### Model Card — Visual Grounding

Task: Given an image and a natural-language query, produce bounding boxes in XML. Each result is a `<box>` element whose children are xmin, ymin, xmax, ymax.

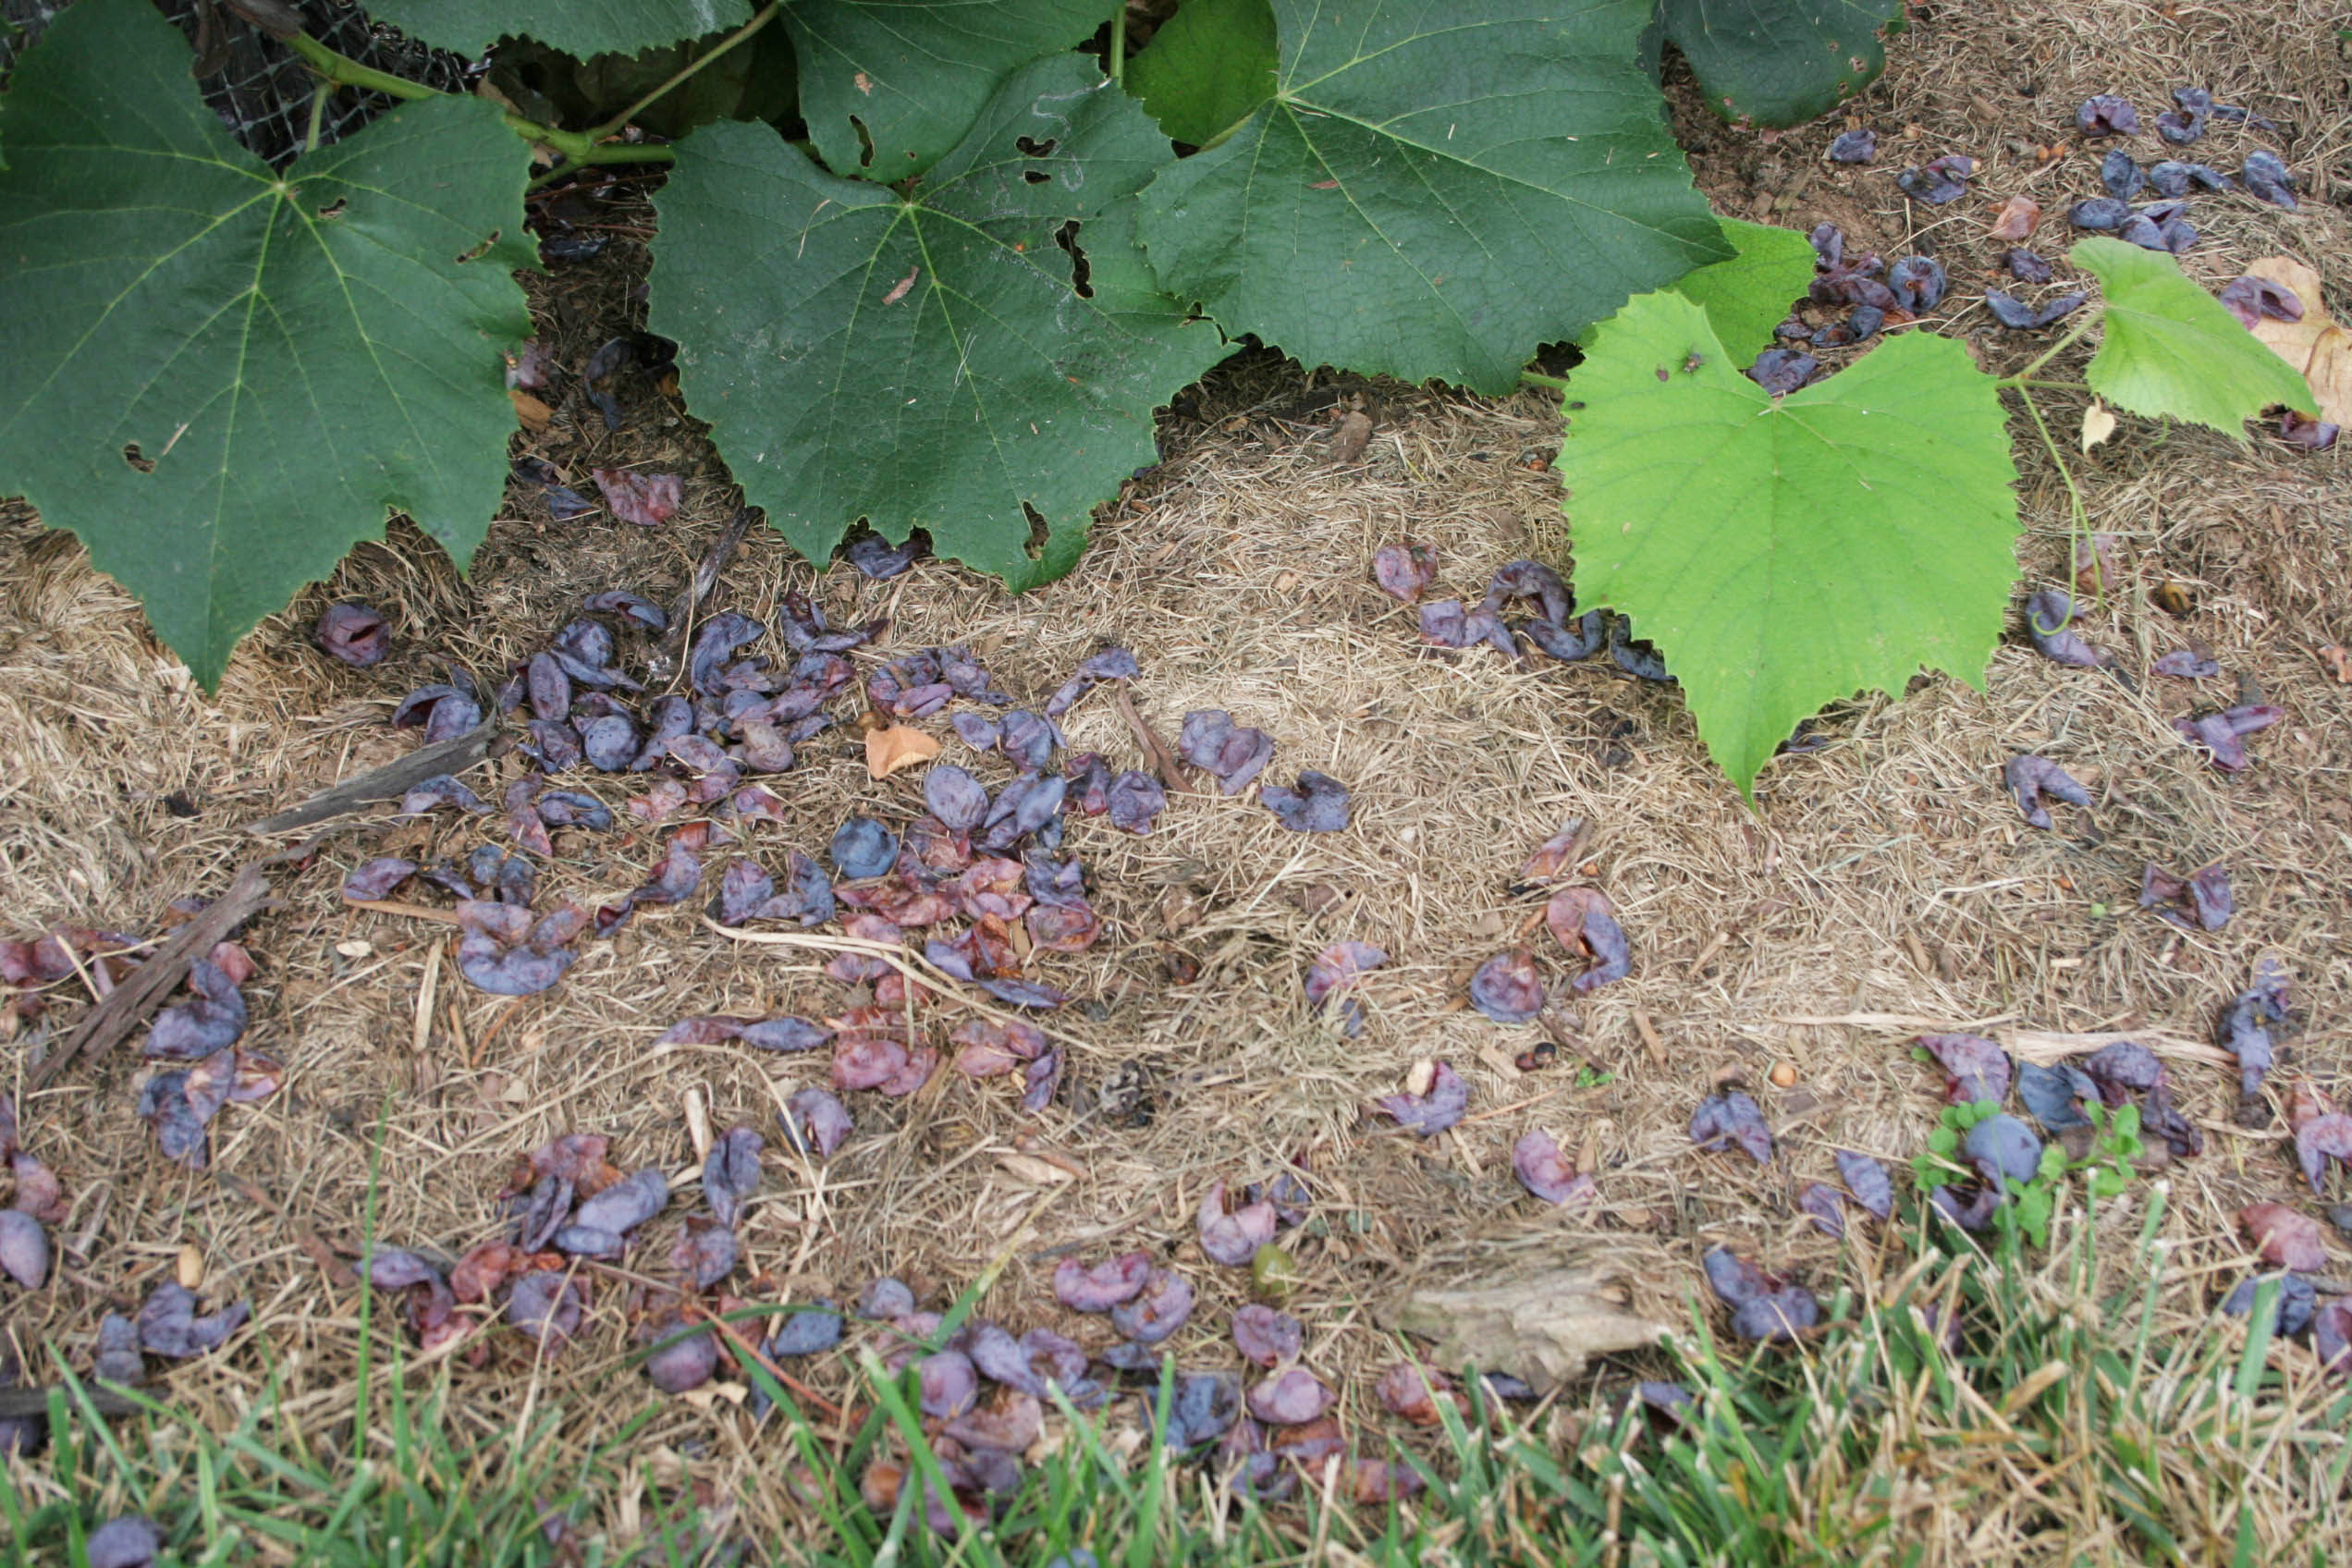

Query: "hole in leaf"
<box><xmin>1023</xmin><ymin>170</ymin><xmax>1050</xmax><ymax>184</ymax></box>
<box><xmin>1022</xmin><ymin>503</ymin><xmax>1049</xmax><ymax>560</ymax></box>
<box><xmin>317</xmin><ymin>197</ymin><xmax>348</xmax><ymax>220</ymax></box>
<box><xmin>454</xmin><ymin>230</ymin><xmax>500</xmax><ymax>263</ymax></box>
<box><xmin>1014</xmin><ymin>136</ymin><xmax>1057</xmax><ymax>157</ymax></box>
<box><xmin>851</xmin><ymin>115</ymin><xmax>875</xmax><ymax>169</ymax></box>
<box><xmin>122</xmin><ymin>443</ymin><xmax>154</xmax><ymax>474</ymax></box>
<box><xmin>1055</xmin><ymin>221</ymin><xmax>1093</xmax><ymax>300</ymax></box>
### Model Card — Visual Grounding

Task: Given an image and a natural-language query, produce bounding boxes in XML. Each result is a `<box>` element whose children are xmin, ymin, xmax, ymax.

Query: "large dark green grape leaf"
<box><xmin>1557</xmin><ymin>291</ymin><xmax>2018</xmax><ymax>794</ymax></box>
<box><xmin>2072</xmin><ymin>238</ymin><xmax>2316</xmax><ymax>441</ymax></box>
<box><xmin>650</xmin><ymin>53</ymin><xmax>1229</xmax><ymax>585</ymax></box>
<box><xmin>362</xmin><ymin>0</ymin><xmax>753</xmax><ymax>60</ymax></box>
<box><xmin>1660</xmin><ymin>0</ymin><xmax>1906</xmax><ymax>129</ymax></box>
<box><xmin>781</xmin><ymin>0</ymin><xmax>1106</xmax><ymax>179</ymax></box>
<box><xmin>1136</xmin><ymin>0</ymin><xmax>1726</xmax><ymax>395</ymax></box>
<box><xmin>1125</xmin><ymin>0</ymin><xmax>1278</xmax><ymax>146</ymax></box>
<box><xmin>0</xmin><ymin>0</ymin><xmax>534</xmax><ymax>688</ymax></box>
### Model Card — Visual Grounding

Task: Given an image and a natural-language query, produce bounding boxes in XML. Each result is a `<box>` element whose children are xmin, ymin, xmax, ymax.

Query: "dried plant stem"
<box><xmin>698</xmin><ymin>919</ymin><xmax>1096</xmax><ymax>1053</ymax></box>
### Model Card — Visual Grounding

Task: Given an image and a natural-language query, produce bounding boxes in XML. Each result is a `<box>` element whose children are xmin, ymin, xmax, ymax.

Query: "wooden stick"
<box><xmin>30</xmin><ymin>851</ymin><xmax>292</xmax><ymax>1090</ymax></box>
<box><xmin>242</xmin><ymin>717</ymin><xmax>499</xmax><ymax>836</ymax></box>
<box><xmin>1112</xmin><ymin>685</ymin><xmax>1191</xmax><ymax>793</ymax></box>
<box><xmin>0</xmin><ymin>1381</ymin><xmax>144</xmax><ymax>1420</ymax></box>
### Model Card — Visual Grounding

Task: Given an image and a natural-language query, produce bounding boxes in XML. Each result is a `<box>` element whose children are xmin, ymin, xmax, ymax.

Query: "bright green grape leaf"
<box><xmin>2072</xmin><ymin>237</ymin><xmax>2316</xmax><ymax>440</ymax></box>
<box><xmin>1575</xmin><ymin>216</ymin><xmax>1807</xmax><ymax>361</ymax></box>
<box><xmin>1558</xmin><ymin>291</ymin><xmax>2019</xmax><ymax>794</ymax></box>
<box><xmin>1660</xmin><ymin>217</ymin><xmax>1814</xmax><ymax>364</ymax></box>
<box><xmin>1125</xmin><ymin>0</ymin><xmax>1278</xmax><ymax>146</ymax></box>
<box><xmin>362</xmin><ymin>0</ymin><xmax>752</xmax><ymax>60</ymax></box>
<box><xmin>781</xmin><ymin>0</ymin><xmax>1105</xmax><ymax>179</ymax></box>
<box><xmin>1137</xmin><ymin>0</ymin><xmax>1726</xmax><ymax>395</ymax></box>
<box><xmin>651</xmin><ymin>53</ymin><xmax>1229</xmax><ymax>586</ymax></box>
<box><xmin>0</xmin><ymin>0</ymin><xmax>533</xmax><ymax>689</ymax></box>
<box><xmin>1661</xmin><ymin>0</ymin><xmax>1906</xmax><ymax>128</ymax></box>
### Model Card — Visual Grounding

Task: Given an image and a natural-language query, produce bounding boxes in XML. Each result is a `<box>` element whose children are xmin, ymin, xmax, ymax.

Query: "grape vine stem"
<box><xmin>287</xmin><ymin>8</ymin><xmax>786</xmax><ymax>182</ymax></box>
<box><xmin>585</xmin><ymin>4</ymin><xmax>783</xmax><ymax>142</ymax></box>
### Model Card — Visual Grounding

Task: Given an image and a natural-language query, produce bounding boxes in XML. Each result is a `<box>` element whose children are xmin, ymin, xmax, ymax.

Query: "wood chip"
<box><xmin>411</xmin><ymin>944</ymin><xmax>439</xmax><ymax>1056</ymax></box>
<box><xmin>998</xmin><ymin>1154</ymin><xmax>1076</xmax><ymax>1186</ymax></box>
<box><xmin>1631</xmin><ymin>1008</ymin><xmax>1665</xmax><ymax>1067</ymax></box>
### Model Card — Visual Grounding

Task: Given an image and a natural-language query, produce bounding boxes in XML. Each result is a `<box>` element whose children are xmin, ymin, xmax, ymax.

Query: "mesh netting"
<box><xmin>1</xmin><ymin>0</ymin><xmax>470</xmax><ymax>166</ymax></box>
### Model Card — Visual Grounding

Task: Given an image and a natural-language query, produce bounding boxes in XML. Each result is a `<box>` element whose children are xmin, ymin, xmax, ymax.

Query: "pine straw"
<box><xmin>3</xmin><ymin>0</ymin><xmax>2348</xmax><ymax>1559</ymax></box>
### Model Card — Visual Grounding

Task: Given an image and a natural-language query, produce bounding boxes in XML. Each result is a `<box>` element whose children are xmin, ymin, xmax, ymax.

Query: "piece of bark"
<box><xmin>1378</xmin><ymin>1267</ymin><xmax>1667</xmax><ymax>1394</ymax></box>
<box><xmin>242</xmin><ymin>717</ymin><xmax>499</xmax><ymax>835</ymax></box>
<box><xmin>29</xmin><ymin>855</ymin><xmax>287</xmax><ymax>1090</ymax></box>
<box><xmin>1328</xmin><ymin>410</ymin><xmax>1375</xmax><ymax>464</ymax></box>
<box><xmin>648</xmin><ymin>506</ymin><xmax>755</xmax><ymax>686</ymax></box>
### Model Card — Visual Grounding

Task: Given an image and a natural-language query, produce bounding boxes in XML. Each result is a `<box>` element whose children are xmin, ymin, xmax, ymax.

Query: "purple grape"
<box><xmin>2219</xmin><ymin>275</ymin><xmax>2301</xmax><ymax>329</ymax></box>
<box><xmin>1808</xmin><ymin>223</ymin><xmax>1844</xmax><ymax>272</ymax></box>
<box><xmin>2146</xmin><ymin>160</ymin><xmax>2229</xmax><ymax>197</ymax></box>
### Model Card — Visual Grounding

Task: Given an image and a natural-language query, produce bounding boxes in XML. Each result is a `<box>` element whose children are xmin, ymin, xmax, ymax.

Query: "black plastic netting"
<box><xmin>1</xmin><ymin>0</ymin><xmax>471</xmax><ymax>167</ymax></box>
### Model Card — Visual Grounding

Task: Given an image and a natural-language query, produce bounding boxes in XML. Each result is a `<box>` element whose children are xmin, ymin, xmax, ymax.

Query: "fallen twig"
<box><xmin>343</xmin><ymin>899</ymin><xmax>466</xmax><ymax>926</ymax></box>
<box><xmin>1112</xmin><ymin>685</ymin><xmax>1191</xmax><ymax>793</ymax></box>
<box><xmin>1777</xmin><ymin>1012</ymin><xmax>2229</xmax><ymax>1069</ymax></box>
<box><xmin>649</xmin><ymin>504</ymin><xmax>755</xmax><ymax>686</ymax></box>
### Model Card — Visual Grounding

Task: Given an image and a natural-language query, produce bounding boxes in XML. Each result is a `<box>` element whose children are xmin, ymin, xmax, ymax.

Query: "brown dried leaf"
<box><xmin>2238</xmin><ymin>257</ymin><xmax>2352</xmax><ymax>424</ymax></box>
<box><xmin>1987</xmin><ymin>194</ymin><xmax>2041</xmax><ymax>241</ymax></box>
<box><xmin>2241</xmin><ymin>1202</ymin><xmax>2328</xmax><ymax>1271</ymax></box>
<box><xmin>864</xmin><ymin>725</ymin><xmax>940</xmax><ymax>779</ymax></box>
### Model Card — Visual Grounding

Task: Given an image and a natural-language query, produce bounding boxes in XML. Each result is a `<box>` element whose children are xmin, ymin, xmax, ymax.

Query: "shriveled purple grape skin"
<box><xmin>1747</xmin><ymin>349</ymin><xmax>1818</xmax><ymax>395</ymax></box>
<box><xmin>1835</xmin><ymin>1150</ymin><xmax>1893</xmax><ymax>1219</ymax></box>
<box><xmin>1963</xmin><ymin>1113</ymin><xmax>2043</xmax><ymax>1189</ymax></box>
<box><xmin>1829</xmin><ymin>128</ymin><xmax>1876</xmax><ymax>164</ymax></box>
<box><xmin>2076</xmin><ymin>94</ymin><xmax>2139</xmax><ymax>138</ymax></box>
<box><xmin>1468</xmin><ymin>949</ymin><xmax>1545</xmax><ymax>1023</ymax></box>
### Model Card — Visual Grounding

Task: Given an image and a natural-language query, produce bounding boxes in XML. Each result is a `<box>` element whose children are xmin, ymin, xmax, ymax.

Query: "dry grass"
<box><xmin>4</xmin><ymin>1</ymin><xmax>2350</xmax><ymax>1561</ymax></box>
